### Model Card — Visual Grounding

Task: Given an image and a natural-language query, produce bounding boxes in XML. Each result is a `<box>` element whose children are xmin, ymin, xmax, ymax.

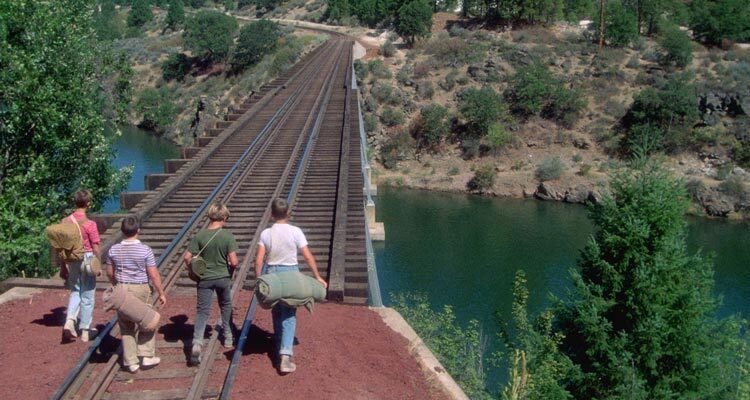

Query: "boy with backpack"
<box><xmin>58</xmin><ymin>190</ymin><xmax>101</xmax><ymax>342</ymax></box>
<box><xmin>183</xmin><ymin>202</ymin><xmax>238</xmax><ymax>365</ymax></box>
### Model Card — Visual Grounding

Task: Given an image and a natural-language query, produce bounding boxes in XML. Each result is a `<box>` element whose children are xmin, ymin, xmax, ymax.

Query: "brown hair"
<box><xmin>121</xmin><ymin>215</ymin><xmax>141</xmax><ymax>237</ymax></box>
<box><xmin>271</xmin><ymin>198</ymin><xmax>290</xmax><ymax>220</ymax></box>
<box><xmin>73</xmin><ymin>189</ymin><xmax>93</xmax><ymax>208</ymax></box>
<box><xmin>207</xmin><ymin>202</ymin><xmax>230</xmax><ymax>222</ymax></box>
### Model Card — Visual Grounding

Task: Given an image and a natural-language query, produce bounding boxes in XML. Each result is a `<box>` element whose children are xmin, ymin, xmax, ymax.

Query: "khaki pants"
<box><xmin>117</xmin><ymin>283</ymin><xmax>155</xmax><ymax>367</ymax></box>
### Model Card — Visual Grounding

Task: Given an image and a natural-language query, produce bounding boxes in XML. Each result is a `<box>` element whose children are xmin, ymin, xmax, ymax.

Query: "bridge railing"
<box><xmin>352</xmin><ymin>62</ymin><xmax>383</xmax><ymax>308</ymax></box>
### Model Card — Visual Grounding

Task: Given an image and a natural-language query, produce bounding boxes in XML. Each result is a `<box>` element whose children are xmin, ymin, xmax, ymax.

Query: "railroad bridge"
<box><xmin>49</xmin><ymin>36</ymin><xmax>388</xmax><ymax>399</ymax></box>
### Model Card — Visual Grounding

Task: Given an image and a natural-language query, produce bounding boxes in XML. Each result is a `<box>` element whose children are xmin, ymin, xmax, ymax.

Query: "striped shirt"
<box><xmin>105</xmin><ymin>239</ymin><xmax>157</xmax><ymax>284</ymax></box>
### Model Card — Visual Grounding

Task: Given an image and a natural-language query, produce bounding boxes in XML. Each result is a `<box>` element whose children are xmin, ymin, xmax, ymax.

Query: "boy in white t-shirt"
<box><xmin>254</xmin><ymin>198</ymin><xmax>327</xmax><ymax>374</ymax></box>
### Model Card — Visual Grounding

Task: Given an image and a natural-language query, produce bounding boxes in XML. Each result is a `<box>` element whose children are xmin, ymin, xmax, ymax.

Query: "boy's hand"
<box><xmin>316</xmin><ymin>276</ymin><xmax>328</xmax><ymax>289</ymax></box>
<box><xmin>60</xmin><ymin>265</ymin><xmax>68</xmax><ymax>280</ymax></box>
<box><xmin>158</xmin><ymin>293</ymin><xmax>167</xmax><ymax>306</ymax></box>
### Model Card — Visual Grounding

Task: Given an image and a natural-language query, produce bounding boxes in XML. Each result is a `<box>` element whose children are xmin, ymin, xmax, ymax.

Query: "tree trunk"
<box><xmin>599</xmin><ymin>0</ymin><xmax>604</xmax><ymax>50</ymax></box>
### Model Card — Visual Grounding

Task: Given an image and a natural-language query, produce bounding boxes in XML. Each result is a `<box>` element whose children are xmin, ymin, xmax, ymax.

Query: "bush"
<box><xmin>690</xmin><ymin>0</ymin><xmax>750</xmax><ymax>45</ymax></box>
<box><xmin>658</xmin><ymin>23</ymin><xmax>693</xmax><ymax>68</ymax></box>
<box><xmin>371</xmin><ymin>83</ymin><xmax>398</xmax><ymax>105</ymax></box>
<box><xmin>459</xmin><ymin>86</ymin><xmax>506</xmax><ymax>137</ymax></box>
<box><xmin>136</xmin><ymin>88</ymin><xmax>177</xmax><ymax>133</ymax></box>
<box><xmin>184</xmin><ymin>11</ymin><xmax>238</xmax><ymax>62</ymax></box>
<box><xmin>380</xmin><ymin>107</ymin><xmax>405</xmax><ymax>127</ymax></box>
<box><xmin>440</xmin><ymin>69</ymin><xmax>458</xmax><ymax>91</ymax></box>
<box><xmin>364</xmin><ymin>114</ymin><xmax>378</xmax><ymax>133</ymax></box>
<box><xmin>368</xmin><ymin>59</ymin><xmax>392</xmax><ymax>79</ymax></box>
<box><xmin>231</xmin><ymin>19</ymin><xmax>281</xmax><ymax>72</ymax></box>
<box><xmin>424</xmin><ymin>32</ymin><xmax>487</xmax><ymax>67</ymax></box>
<box><xmin>416</xmin><ymin>104</ymin><xmax>450</xmax><ymax>150</ymax></box>
<box><xmin>719</xmin><ymin>176</ymin><xmax>747</xmax><ymax>197</ymax></box>
<box><xmin>415</xmin><ymin>81</ymin><xmax>434</xmax><ymax>100</ymax></box>
<box><xmin>354</xmin><ymin>59</ymin><xmax>368</xmax><ymax>81</ymax></box>
<box><xmin>165</xmin><ymin>0</ymin><xmax>185</xmax><ymax>31</ymax></box>
<box><xmin>128</xmin><ymin>0</ymin><xmax>153</xmax><ymax>27</ymax></box>
<box><xmin>535</xmin><ymin>156</ymin><xmax>566</xmax><ymax>181</ymax></box>
<box><xmin>485</xmin><ymin>123</ymin><xmax>513</xmax><ymax>152</ymax></box>
<box><xmin>381</xmin><ymin>40</ymin><xmax>396</xmax><ymax>57</ymax></box>
<box><xmin>506</xmin><ymin>62</ymin><xmax>586</xmax><ymax>127</ymax></box>
<box><xmin>468</xmin><ymin>164</ymin><xmax>496</xmax><ymax>192</ymax></box>
<box><xmin>733</xmin><ymin>141</ymin><xmax>750</xmax><ymax>167</ymax></box>
<box><xmin>162</xmin><ymin>53</ymin><xmax>192</xmax><ymax>81</ymax></box>
<box><xmin>380</xmin><ymin>131</ymin><xmax>413</xmax><ymax>169</ymax></box>
<box><xmin>592</xmin><ymin>0</ymin><xmax>639</xmax><ymax>47</ymax></box>
<box><xmin>623</xmin><ymin>73</ymin><xmax>699</xmax><ymax>153</ymax></box>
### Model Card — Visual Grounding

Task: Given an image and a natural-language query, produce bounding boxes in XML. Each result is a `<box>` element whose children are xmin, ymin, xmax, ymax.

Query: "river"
<box><xmin>103</xmin><ymin>125</ymin><xmax>180</xmax><ymax>213</ymax></box>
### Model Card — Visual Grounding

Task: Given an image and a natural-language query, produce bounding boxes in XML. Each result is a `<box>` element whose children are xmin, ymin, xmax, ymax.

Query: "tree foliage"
<box><xmin>459</xmin><ymin>86</ymin><xmax>506</xmax><ymax>137</ymax></box>
<box><xmin>184</xmin><ymin>11</ymin><xmax>238</xmax><ymax>63</ymax></box>
<box><xmin>506</xmin><ymin>63</ymin><xmax>585</xmax><ymax>128</ymax></box>
<box><xmin>557</xmin><ymin>162</ymin><xmax>742</xmax><ymax>398</ymax></box>
<box><xmin>127</xmin><ymin>0</ymin><xmax>153</xmax><ymax>27</ymax></box>
<box><xmin>93</xmin><ymin>0</ymin><xmax>124</xmax><ymax>40</ymax></box>
<box><xmin>164</xmin><ymin>0</ymin><xmax>185</xmax><ymax>32</ymax></box>
<box><xmin>593</xmin><ymin>0</ymin><xmax>639</xmax><ymax>47</ymax></box>
<box><xmin>395</xmin><ymin>0</ymin><xmax>433</xmax><ymax>45</ymax></box>
<box><xmin>0</xmin><ymin>0</ymin><xmax>129</xmax><ymax>279</ymax></box>
<box><xmin>162</xmin><ymin>52</ymin><xmax>192</xmax><ymax>81</ymax></box>
<box><xmin>657</xmin><ymin>22</ymin><xmax>693</xmax><ymax>68</ymax></box>
<box><xmin>416</xmin><ymin>104</ymin><xmax>450</xmax><ymax>151</ymax></box>
<box><xmin>231</xmin><ymin>19</ymin><xmax>280</xmax><ymax>72</ymax></box>
<box><xmin>136</xmin><ymin>88</ymin><xmax>178</xmax><ymax>133</ymax></box>
<box><xmin>689</xmin><ymin>0</ymin><xmax>750</xmax><ymax>44</ymax></box>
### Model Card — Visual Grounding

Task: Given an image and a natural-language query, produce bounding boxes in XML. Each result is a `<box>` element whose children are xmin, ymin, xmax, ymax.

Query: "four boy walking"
<box><xmin>63</xmin><ymin>192</ymin><xmax>325</xmax><ymax>375</ymax></box>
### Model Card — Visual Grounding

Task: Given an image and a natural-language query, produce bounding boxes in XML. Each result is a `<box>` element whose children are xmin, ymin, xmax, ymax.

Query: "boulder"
<box><xmin>534</xmin><ymin>182</ymin><xmax>564</xmax><ymax>201</ymax></box>
<box><xmin>704</xmin><ymin>198</ymin><xmax>734</xmax><ymax>217</ymax></box>
<box><xmin>468</xmin><ymin>64</ymin><xmax>487</xmax><ymax>79</ymax></box>
<box><xmin>573</xmin><ymin>138</ymin><xmax>591</xmax><ymax>150</ymax></box>
<box><xmin>564</xmin><ymin>186</ymin><xmax>590</xmax><ymax>203</ymax></box>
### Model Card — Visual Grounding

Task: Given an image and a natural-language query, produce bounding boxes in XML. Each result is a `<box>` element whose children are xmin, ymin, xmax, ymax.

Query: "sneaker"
<box><xmin>279</xmin><ymin>355</ymin><xmax>296</xmax><ymax>374</ymax></box>
<box><xmin>224</xmin><ymin>331</ymin><xmax>234</xmax><ymax>348</ymax></box>
<box><xmin>62</xmin><ymin>319</ymin><xmax>77</xmax><ymax>341</ymax></box>
<box><xmin>141</xmin><ymin>356</ymin><xmax>160</xmax><ymax>368</ymax></box>
<box><xmin>126</xmin><ymin>364</ymin><xmax>139</xmax><ymax>373</ymax></box>
<box><xmin>190</xmin><ymin>342</ymin><xmax>202</xmax><ymax>366</ymax></box>
<box><xmin>80</xmin><ymin>328</ymin><xmax>97</xmax><ymax>342</ymax></box>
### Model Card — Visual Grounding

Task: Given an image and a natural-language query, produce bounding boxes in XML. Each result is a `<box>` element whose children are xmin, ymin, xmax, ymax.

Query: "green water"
<box><xmin>103</xmin><ymin>125</ymin><xmax>180</xmax><ymax>212</ymax></box>
<box><xmin>373</xmin><ymin>186</ymin><xmax>750</xmax><ymax>389</ymax></box>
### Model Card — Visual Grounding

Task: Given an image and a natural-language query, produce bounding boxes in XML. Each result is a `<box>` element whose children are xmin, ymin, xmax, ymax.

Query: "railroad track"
<box><xmin>53</xmin><ymin>34</ymin><xmax>367</xmax><ymax>399</ymax></box>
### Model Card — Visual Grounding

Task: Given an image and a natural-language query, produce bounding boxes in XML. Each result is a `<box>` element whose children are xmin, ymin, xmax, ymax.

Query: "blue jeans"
<box><xmin>66</xmin><ymin>252</ymin><xmax>96</xmax><ymax>329</ymax></box>
<box><xmin>262</xmin><ymin>265</ymin><xmax>298</xmax><ymax>356</ymax></box>
<box><xmin>193</xmin><ymin>277</ymin><xmax>233</xmax><ymax>344</ymax></box>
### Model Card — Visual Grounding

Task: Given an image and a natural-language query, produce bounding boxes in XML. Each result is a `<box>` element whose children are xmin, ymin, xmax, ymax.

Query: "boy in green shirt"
<box><xmin>183</xmin><ymin>202</ymin><xmax>238</xmax><ymax>365</ymax></box>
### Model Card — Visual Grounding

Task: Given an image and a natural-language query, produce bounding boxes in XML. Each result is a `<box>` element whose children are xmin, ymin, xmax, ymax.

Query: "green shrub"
<box><xmin>94</xmin><ymin>0</ymin><xmax>124</xmax><ymax>40</ymax></box>
<box><xmin>380</xmin><ymin>107</ymin><xmax>405</xmax><ymax>127</ymax></box>
<box><xmin>459</xmin><ymin>86</ymin><xmax>506</xmax><ymax>137</ymax></box>
<box><xmin>506</xmin><ymin>62</ymin><xmax>585</xmax><ymax>127</ymax></box>
<box><xmin>381</xmin><ymin>40</ymin><xmax>396</xmax><ymax>57</ymax></box>
<box><xmin>485</xmin><ymin>123</ymin><xmax>513</xmax><ymax>151</ymax></box>
<box><xmin>424</xmin><ymin>32</ymin><xmax>487</xmax><ymax>66</ymax></box>
<box><xmin>127</xmin><ymin>0</ymin><xmax>153</xmax><ymax>27</ymax></box>
<box><xmin>690</xmin><ymin>0</ymin><xmax>750</xmax><ymax>45</ymax></box>
<box><xmin>231</xmin><ymin>19</ymin><xmax>280</xmax><ymax>72</ymax></box>
<box><xmin>733</xmin><ymin>141</ymin><xmax>750</xmax><ymax>167</ymax></box>
<box><xmin>417</xmin><ymin>104</ymin><xmax>450</xmax><ymax>150</ymax></box>
<box><xmin>380</xmin><ymin>131</ymin><xmax>413</xmax><ymax>169</ymax></box>
<box><xmin>578</xmin><ymin>163</ymin><xmax>593</xmax><ymax>176</ymax></box>
<box><xmin>623</xmin><ymin>73</ymin><xmax>699</xmax><ymax>153</ymax></box>
<box><xmin>184</xmin><ymin>11</ymin><xmax>238</xmax><ymax>62</ymax></box>
<box><xmin>719</xmin><ymin>175</ymin><xmax>747</xmax><ymax>197</ymax></box>
<box><xmin>658</xmin><ymin>23</ymin><xmax>694</xmax><ymax>68</ymax></box>
<box><xmin>592</xmin><ymin>0</ymin><xmax>639</xmax><ymax>47</ymax></box>
<box><xmin>415</xmin><ymin>81</ymin><xmax>434</xmax><ymax>100</ymax></box>
<box><xmin>368</xmin><ymin>59</ymin><xmax>392</xmax><ymax>79</ymax></box>
<box><xmin>363</xmin><ymin>113</ymin><xmax>378</xmax><ymax>133</ymax></box>
<box><xmin>162</xmin><ymin>53</ymin><xmax>192</xmax><ymax>81</ymax></box>
<box><xmin>371</xmin><ymin>83</ymin><xmax>397</xmax><ymax>105</ymax></box>
<box><xmin>535</xmin><ymin>156</ymin><xmax>566</xmax><ymax>181</ymax></box>
<box><xmin>354</xmin><ymin>59</ymin><xmax>368</xmax><ymax>81</ymax></box>
<box><xmin>447</xmin><ymin>165</ymin><xmax>460</xmax><ymax>175</ymax></box>
<box><xmin>440</xmin><ymin>69</ymin><xmax>458</xmax><ymax>91</ymax></box>
<box><xmin>468</xmin><ymin>164</ymin><xmax>496</xmax><ymax>192</ymax></box>
<box><xmin>391</xmin><ymin>293</ymin><xmax>489</xmax><ymax>398</ymax></box>
<box><xmin>136</xmin><ymin>88</ymin><xmax>177</xmax><ymax>133</ymax></box>
<box><xmin>165</xmin><ymin>0</ymin><xmax>185</xmax><ymax>31</ymax></box>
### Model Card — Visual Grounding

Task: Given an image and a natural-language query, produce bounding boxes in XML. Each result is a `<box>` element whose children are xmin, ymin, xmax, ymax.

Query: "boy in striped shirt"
<box><xmin>105</xmin><ymin>215</ymin><xmax>166</xmax><ymax>373</ymax></box>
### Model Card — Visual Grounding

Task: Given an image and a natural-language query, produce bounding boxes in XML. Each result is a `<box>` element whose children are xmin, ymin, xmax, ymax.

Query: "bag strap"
<box><xmin>195</xmin><ymin>228</ymin><xmax>222</xmax><ymax>258</ymax></box>
<box><xmin>69</xmin><ymin>215</ymin><xmax>84</xmax><ymax>246</ymax></box>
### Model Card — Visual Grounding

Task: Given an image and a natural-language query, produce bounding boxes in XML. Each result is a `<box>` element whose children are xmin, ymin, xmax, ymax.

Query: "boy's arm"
<box><xmin>254</xmin><ymin>245</ymin><xmax>265</xmax><ymax>277</ymax></box>
<box><xmin>147</xmin><ymin>266</ymin><xmax>167</xmax><ymax>306</ymax></box>
<box><xmin>301</xmin><ymin>246</ymin><xmax>327</xmax><ymax>288</ymax></box>
<box><xmin>106</xmin><ymin>264</ymin><xmax>116</xmax><ymax>285</ymax></box>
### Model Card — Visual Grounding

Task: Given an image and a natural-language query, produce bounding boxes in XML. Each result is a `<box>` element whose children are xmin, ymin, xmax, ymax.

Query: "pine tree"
<box><xmin>557</xmin><ymin>162</ymin><xmax>740</xmax><ymax>398</ymax></box>
<box><xmin>395</xmin><ymin>0</ymin><xmax>432</xmax><ymax>45</ymax></box>
<box><xmin>164</xmin><ymin>0</ymin><xmax>185</xmax><ymax>32</ymax></box>
<box><xmin>127</xmin><ymin>0</ymin><xmax>153</xmax><ymax>27</ymax></box>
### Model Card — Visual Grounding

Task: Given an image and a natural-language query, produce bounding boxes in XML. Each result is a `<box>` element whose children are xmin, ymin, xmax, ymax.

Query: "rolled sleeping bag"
<box><xmin>102</xmin><ymin>285</ymin><xmax>160</xmax><ymax>332</ymax></box>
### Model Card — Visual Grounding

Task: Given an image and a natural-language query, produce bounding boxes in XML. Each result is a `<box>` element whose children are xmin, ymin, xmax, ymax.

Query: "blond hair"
<box><xmin>207</xmin><ymin>202</ymin><xmax>230</xmax><ymax>221</ymax></box>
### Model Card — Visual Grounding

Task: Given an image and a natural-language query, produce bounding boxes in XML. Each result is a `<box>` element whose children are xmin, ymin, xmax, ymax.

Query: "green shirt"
<box><xmin>187</xmin><ymin>228</ymin><xmax>238</xmax><ymax>280</ymax></box>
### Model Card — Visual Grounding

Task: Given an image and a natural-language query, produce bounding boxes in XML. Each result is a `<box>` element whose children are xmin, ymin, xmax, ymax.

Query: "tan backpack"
<box><xmin>46</xmin><ymin>216</ymin><xmax>86</xmax><ymax>262</ymax></box>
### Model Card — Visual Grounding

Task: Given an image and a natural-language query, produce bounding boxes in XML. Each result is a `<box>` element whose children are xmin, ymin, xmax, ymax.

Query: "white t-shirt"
<box><xmin>258</xmin><ymin>223</ymin><xmax>308</xmax><ymax>265</ymax></box>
